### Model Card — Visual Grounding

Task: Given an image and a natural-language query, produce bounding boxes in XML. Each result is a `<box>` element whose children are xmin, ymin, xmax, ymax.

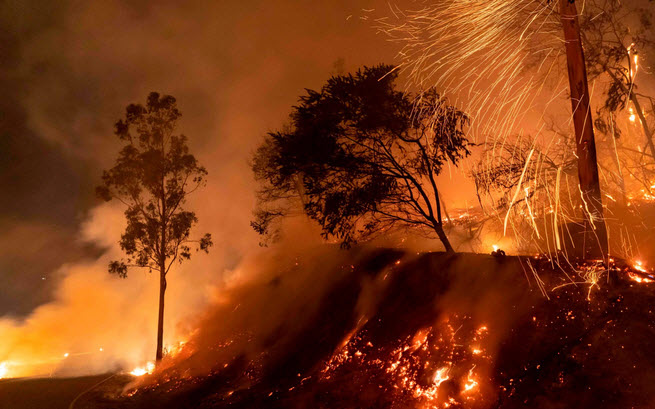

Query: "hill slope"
<box><xmin>76</xmin><ymin>250</ymin><xmax>655</xmax><ymax>409</ymax></box>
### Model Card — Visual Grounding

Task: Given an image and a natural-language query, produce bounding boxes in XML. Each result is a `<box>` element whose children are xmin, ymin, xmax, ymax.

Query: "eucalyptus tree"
<box><xmin>97</xmin><ymin>92</ymin><xmax>212</xmax><ymax>362</ymax></box>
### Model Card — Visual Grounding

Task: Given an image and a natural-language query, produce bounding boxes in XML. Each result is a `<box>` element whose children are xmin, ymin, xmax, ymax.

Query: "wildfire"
<box><xmin>628</xmin><ymin>273</ymin><xmax>653</xmax><ymax>283</ymax></box>
<box><xmin>625</xmin><ymin>260</ymin><xmax>655</xmax><ymax>284</ymax></box>
<box><xmin>433</xmin><ymin>366</ymin><xmax>450</xmax><ymax>386</ymax></box>
<box><xmin>130</xmin><ymin>361</ymin><xmax>155</xmax><ymax>377</ymax></box>
<box><xmin>321</xmin><ymin>316</ymin><xmax>491</xmax><ymax>408</ymax></box>
<box><xmin>463</xmin><ymin>366</ymin><xmax>478</xmax><ymax>392</ymax></box>
<box><xmin>165</xmin><ymin>340</ymin><xmax>187</xmax><ymax>356</ymax></box>
<box><xmin>0</xmin><ymin>361</ymin><xmax>9</xmax><ymax>379</ymax></box>
<box><xmin>127</xmin><ymin>340</ymin><xmax>188</xmax><ymax>377</ymax></box>
<box><xmin>412</xmin><ymin>327</ymin><xmax>430</xmax><ymax>351</ymax></box>
<box><xmin>629</xmin><ymin>45</ymin><xmax>639</xmax><ymax>81</ymax></box>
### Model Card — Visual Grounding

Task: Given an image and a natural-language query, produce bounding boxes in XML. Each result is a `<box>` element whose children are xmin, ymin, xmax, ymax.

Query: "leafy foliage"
<box><xmin>252</xmin><ymin>65</ymin><xmax>469</xmax><ymax>250</ymax></box>
<box><xmin>97</xmin><ymin>92</ymin><xmax>212</xmax><ymax>278</ymax></box>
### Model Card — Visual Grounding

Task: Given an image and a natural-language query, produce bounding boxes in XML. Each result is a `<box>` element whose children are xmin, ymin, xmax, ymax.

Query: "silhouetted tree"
<box><xmin>252</xmin><ymin>65</ymin><xmax>470</xmax><ymax>252</ymax></box>
<box><xmin>97</xmin><ymin>92</ymin><xmax>212</xmax><ymax>362</ymax></box>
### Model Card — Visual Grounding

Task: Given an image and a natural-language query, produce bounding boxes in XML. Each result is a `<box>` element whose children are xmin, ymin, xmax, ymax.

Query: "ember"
<box><xmin>318</xmin><ymin>314</ymin><xmax>493</xmax><ymax>409</ymax></box>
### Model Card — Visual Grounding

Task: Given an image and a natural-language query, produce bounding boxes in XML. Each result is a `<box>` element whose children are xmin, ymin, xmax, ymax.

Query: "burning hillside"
<box><xmin>3</xmin><ymin>0</ymin><xmax>655</xmax><ymax>408</ymax></box>
<box><xmin>52</xmin><ymin>248</ymin><xmax>655</xmax><ymax>409</ymax></box>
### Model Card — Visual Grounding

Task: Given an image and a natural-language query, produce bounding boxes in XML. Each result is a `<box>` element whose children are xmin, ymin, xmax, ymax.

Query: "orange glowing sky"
<box><xmin>0</xmin><ymin>0</ymin><xmax>429</xmax><ymax>316</ymax></box>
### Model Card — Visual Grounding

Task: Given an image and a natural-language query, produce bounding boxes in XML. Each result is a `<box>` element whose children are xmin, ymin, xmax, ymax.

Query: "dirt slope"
<box><xmin>39</xmin><ymin>250</ymin><xmax>655</xmax><ymax>408</ymax></box>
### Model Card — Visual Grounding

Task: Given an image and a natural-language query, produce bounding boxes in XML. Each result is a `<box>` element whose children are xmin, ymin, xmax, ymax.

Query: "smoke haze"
<box><xmin>2</xmin><ymin>0</ymin><xmax>653</xmax><ymax>380</ymax></box>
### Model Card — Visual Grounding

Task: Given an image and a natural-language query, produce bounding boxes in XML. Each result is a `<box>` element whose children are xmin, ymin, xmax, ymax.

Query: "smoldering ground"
<box><xmin>104</xmin><ymin>245</ymin><xmax>655</xmax><ymax>409</ymax></box>
<box><xmin>107</xmin><ymin>245</ymin><xmax>552</xmax><ymax>409</ymax></box>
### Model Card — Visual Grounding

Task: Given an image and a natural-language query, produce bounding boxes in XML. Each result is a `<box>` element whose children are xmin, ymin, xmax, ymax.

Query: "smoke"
<box><xmin>157</xmin><ymin>232</ymin><xmax>362</xmax><ymax>377</ymax></box>
<box><xmin>0</xmin><ymin>0</ymin><xmax>405</xmax><ymax>378</ymax></box>
<box><xmin>0</xmin><ymin>203</ymin><xmax>215</xmax><ymax>377</ymax></box>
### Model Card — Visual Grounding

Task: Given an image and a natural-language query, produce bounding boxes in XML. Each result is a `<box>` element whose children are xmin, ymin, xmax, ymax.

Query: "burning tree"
<box><xmin>558</xmin><ymin>0</ymin><xmax>608</xmax><ymax>258</ymax></box>
<box><xmin>471</xmin><ymin>0</ymin><xmax>654</xmax><ymax>256</ymax></box>
<box><xmin>582</xmin><ymin>0</ymin><xmax>655</xmax><ymax>200</ymax></box>
<box><xmin>375</xmin><ymin>0</ymin><xmax>655</xmax><ymax>259</ymax></box>
<box><xmin>97</xmin><ymin>92</ymin><xmax>212</xmax><ymax>362</ymax></box>
<box><xmin>251</xmin><ymin>65</ymin><xmax>470</xmax><ymax>251</ymax></box>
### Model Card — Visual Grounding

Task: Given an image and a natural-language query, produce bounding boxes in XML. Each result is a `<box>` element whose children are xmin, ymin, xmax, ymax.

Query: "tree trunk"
<box><xmin>434</xmin><ymin>223</ymin><xmax>455</xmax><ymax>253</ymax></box>
<box><xmin>559</xmin><ymin>0</ymin><xmax>608</xmax><ymax>259</ymax></box>
<box><xmin>433</xmin><ymin>185</ymin><xmax>454</xmax><ymax>253</ymax></box>
<box><xmin>157</xmin><ymin>141</ymin><xmax>167</xmax><ymax>363</ymax></box>
<box><xmin>157</xmin><ymin>180</ymin><xmax>167</xmax><ymax>362</ymax></box>
<box><xmin>156</xmin><ymin>266</ymin><xmax>166</xmax><ymax>362</ymax></box>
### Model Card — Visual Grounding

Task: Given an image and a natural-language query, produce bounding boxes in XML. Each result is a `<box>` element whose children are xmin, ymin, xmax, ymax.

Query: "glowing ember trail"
<box><xmin>375</xmin><ymin>0</ymin><xmax>655</xmax><ymax>265</ymax></box>
<box><xmin>376</xmin><ymin>0</ymin><xmax>560</xmax><ymax>144</ymax></box>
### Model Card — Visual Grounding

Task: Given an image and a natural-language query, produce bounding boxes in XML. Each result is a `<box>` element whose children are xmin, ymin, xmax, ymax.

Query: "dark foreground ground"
<box><xmin>3</xmin><ymin>250</ymin><xmax>655</xmax><ymax>409</ymax></box>
<box><xmin>0</xmin><ymin>373</ymin><xmax>131</xmax><ymax>409</ymax></box>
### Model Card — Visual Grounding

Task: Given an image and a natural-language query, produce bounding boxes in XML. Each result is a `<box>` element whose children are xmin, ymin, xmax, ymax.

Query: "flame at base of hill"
<box><xmin>319</xmin><ymin>318</ymin><xmax>493</xmax><ymax>409</ymax></box>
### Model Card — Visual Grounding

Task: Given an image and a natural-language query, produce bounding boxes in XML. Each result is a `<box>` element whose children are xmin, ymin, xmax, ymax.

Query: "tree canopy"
<box><xmin>252</xmin><ymin>65</ymin><xmax>470</xmax><ymax>251</ymax></box>
<box><xmin>97</xmin><ymin>92</ymin><xmax>212</xmax><ymax>277</ymax></box>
